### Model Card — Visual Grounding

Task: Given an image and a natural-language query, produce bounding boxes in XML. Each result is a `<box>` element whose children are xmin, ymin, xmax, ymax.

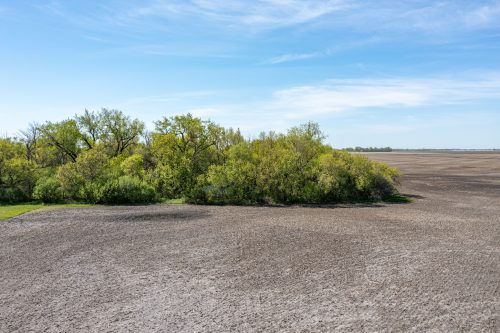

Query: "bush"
<box><xmin>33</xmin><ymin>177</ymin><xmax>64</xmax><ymax>203</ymax></box>
<box><xmin>78</xmin><ymin>182</ymin><xmax>104</xmax><ymax>204</ymax></box>
<box><xmin>187</xmin><ymin>132</ymin><xmax>401</xmax><ymax>205</ymax></box>
<box><xmin>316</xmin><ymin>151</ymin><xmax>400</xmax><ymax>202</ymax></box>
<box><xmin>0</xmin><ymin>158</ymin><xmax>37</xmax><ymax>202</ymax></box>
<box><xmin>121</xmin><ymin>154</ymin><xmax>145</xmax><ymax>179</ymax></box>
<box><xmin>0</xmin><ymin>187</ymin><xmax>27</xmax><ymax>203</ymax></box>
<box><xmin>145</xmin><ymin>163</ymin><xmax>180</xmax><ymax>199</ymax></box>
<box><xmin>202</xmin><ymin>160</ymin><xmax>259</xmax><ymax>204</ymax></box>
<box><xmin>100</xmin><ymin>176</ymin><xmax>157</xmax><ymax>204</ymax></box>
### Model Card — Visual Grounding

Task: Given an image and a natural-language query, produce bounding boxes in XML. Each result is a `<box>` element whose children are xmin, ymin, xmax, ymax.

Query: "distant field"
<box><xmin>1</xmin><ymin>153</ymin><xmax>499</xmax><ymax>332</ymax></box>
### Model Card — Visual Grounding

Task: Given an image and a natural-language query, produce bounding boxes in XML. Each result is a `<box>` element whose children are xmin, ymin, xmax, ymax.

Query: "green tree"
<box><xmin>2</xmin><ymin>158</ymin><xmax>37</xmax><ymax>202</ymax></box>
<box><xmin>39</xmin><ymin>120</ymin><xmax>81</xmax><ymax>163</ymax></box>
<box><xmin>100</xmin><ymin>109</ymin><xmax>144</xmax><ymax>156</ymax></box>
<box><xmin>152</xmin><ymin>113</ymin><xmax>233</xmax><ymax>195</ymax></box>
<box><xmin>75</xmin><ymin>109</ymin><xmax>103</xmax><ymax>149</ymax></box>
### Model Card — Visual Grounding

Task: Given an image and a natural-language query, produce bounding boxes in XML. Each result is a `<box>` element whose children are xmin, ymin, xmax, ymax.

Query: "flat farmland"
<box><xmin>1</xmin><ymin>153</ymin><xmax>499</xmax><ymax>332</ymax></box>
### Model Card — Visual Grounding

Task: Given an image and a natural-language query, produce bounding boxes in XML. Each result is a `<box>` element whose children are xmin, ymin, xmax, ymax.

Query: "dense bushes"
<box><xmin>188</xmin><ymin>129</ymin><xmax>400</xmax><ymax>204</ymax></box>
<box><xmin>33</xmin><ymin>177</ymin><xmax>64</xmax><ymax>203</ymax></box>
<box><xmin>100</xmin><ymin>176</ymin><xmax>157</xmax><ymax>204</ymax></box>
<box><xmin>0</xmin><ymin>110</ymin><xmax>402</xmax><ymax>205</ymax></box>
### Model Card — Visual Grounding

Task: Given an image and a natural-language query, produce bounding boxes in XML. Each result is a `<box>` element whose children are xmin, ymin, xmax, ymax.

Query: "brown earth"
<box><xmin>1</xmin><ymin>153</ymin><xmax>499</xmax><ymax>332</ymax></box>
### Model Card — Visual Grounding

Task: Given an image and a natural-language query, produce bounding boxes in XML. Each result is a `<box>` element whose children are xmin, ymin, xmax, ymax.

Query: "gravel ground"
<box><xmin>1</xmin><ymin>153</ymin><xmax>499</xmax><ymax>332</ymax></box>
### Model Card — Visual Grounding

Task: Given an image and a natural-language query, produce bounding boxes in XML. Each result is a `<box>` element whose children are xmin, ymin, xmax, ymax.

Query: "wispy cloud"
<box><xmin>156</xmin><ymin>73</ymin><xmax>500</xmax><ymax>133</ymax></box>
<box><xmin>122</xmin><ymin>0</ymin><xmax>500</xmax><ymax>34</ymax></box>
<box><xmin>129</xmin><ymin>0</ymin><xmax>351</xmax><ymax>30</ymax></box>
<box><xmin>335</xmin><ymin>1</ymin><xmax>500</xmax><ymax>34</ymax></box>
<box><xmin>35</xmin><ymin>0</ymin><xmax>500</xmax><ymax>56</ymax></box>
<box><xmin>36</xmin><ymin>1</ymin><xmax>500</xmax><ymax>37</ymax></box>
<box><xmin>264</xmin><ymin>52</ymin><xmax>321</xmax><ymax>64</ymax></box>
<box><xmin>262</xmin><ymin>36</ymin><xmax>384</xmax><ymax>64</ymax></box>
<box><xmin>465</xmin><ymin>3</ymin><xmax>500</xmax><ymax>27</ymax></box>
<box><xmin>270</xmin><ymin>75</ymin><xmax>500</xmax><ymax>118</ymax></box>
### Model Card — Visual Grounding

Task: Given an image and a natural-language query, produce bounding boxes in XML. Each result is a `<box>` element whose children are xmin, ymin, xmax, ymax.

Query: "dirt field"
<box><xmin>1</xmin><ymin>153</ymin><xmax>499</xmax><ymax>332</ymax></box>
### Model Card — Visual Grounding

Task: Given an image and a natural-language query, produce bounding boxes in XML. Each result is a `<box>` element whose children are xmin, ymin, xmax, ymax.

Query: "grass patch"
<box><xmin>383</xmin><ymin>194</ymin><xmax>413</xmax><ymax>204</ymax></box>
<box><xmin>0</xmin><ymin>203</ymin><xmax>91</xmax><ymax>221</ymax></box>
<box><xmin>163</xmin><ymin>198</ymin><xmax>186</xmax><ymax>204</ymax></box>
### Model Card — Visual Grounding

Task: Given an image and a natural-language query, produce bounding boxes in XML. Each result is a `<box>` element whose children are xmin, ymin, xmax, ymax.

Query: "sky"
<box><xmin>1</xmin><ymin>0</ymin><xmax>500</xmax><ymax>149</ymax></box>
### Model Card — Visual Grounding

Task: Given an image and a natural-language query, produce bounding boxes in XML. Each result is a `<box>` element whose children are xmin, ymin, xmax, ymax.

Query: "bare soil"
<box><xmin>1</xmin><ymin>153</ymin><xmax>499</xmax><ymax>332</ymax></box>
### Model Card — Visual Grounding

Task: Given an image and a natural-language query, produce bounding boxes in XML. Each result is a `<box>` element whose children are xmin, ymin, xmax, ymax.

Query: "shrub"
<box><xmin>78</xmin><ymin>182</ymin><xmax>104</xmax><ymax>204</ymax></box>
<box><xmin>187</xmin><ymin>133</ymin><xmax>401</xmax><ymax>205</ymax></box>
<box><xmin>0</xmin><ymin>187</ymin><xmax>26</xmax><ymax>203</ymax></box>
<box><xmin>1</xmin><ymin>158</ymin><xmax>37</xmax><ymax>202</ymax></box>
<box><xmin>33</xmin><ymin>177</ymin><xmax>64</xmax><ymax>203</ymax></box>
<box><xmin>203</xmin><ymin>160</ymin><xmax>259</xmax><ymax>204</ymax></box>
<box><xmin>121</xmin><ymin>154</ymin><xmax>145</xmax><ymax>179</ymax></box>
<box><xmin>144</xmin><ymin>163</ymin><xmax>180</xmax><ymax>199</ymax></box>
<box><xmin>100</xmin><ymin>176</ymin><xmax>157</xmax><ymax>204</ymax></box>
<box><xmin>57</xmin><ymin>162</ymin><xmax>83</xmax><ymax>198</ymax></box>
<box><xmin>57</xmin><ymin>147</ymin><xmax>114</xmax><ymax>201</ymax></box>
<box><xmin>316</xmin><ymin>151</ymin><xmax>400</xmax><ymax>202</ymax></box>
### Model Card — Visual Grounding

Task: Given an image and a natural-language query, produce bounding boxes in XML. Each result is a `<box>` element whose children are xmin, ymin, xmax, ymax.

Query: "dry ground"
<box><xmin>1</xmin><ymin>153</ymin><xmax>499</xmax><ymax>332</ymax></box>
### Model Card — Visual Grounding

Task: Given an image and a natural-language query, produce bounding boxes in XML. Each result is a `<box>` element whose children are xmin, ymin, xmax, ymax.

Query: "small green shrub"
<box><xmin>1</xmin><ymin>158</ymin><xmax>37</xmax><ymax>202</ymax></box>
<box><xmin>100</xmin><ymin>176</ymin><xmax>157</xmax><ymax>204</ymax></box>
<box><xmin>0</xmin><ymin>187</ymin><xmax>27</xmax><ymax>203</ymax></box>
<box><xmin>203</xmin><ymin>160</ymin><xmax>259</xmax><ymax>204</ymax></box>
<box><xmin>33</xmin><ymin>177</ymin><xmax>64</xmax><ymax>203</ymax></box>
<box><xmin>78</xmin><ymin>182</ymin><xmax>104</xmax><ymax>204</ymax></box>
<box><xmin>121</xmin><ymin>154</ymin><xmax>145</xmax><ymax>179</ymax></box>
<box><xmin>145</xmin><ymin>163</ymin><xmax>180</xmax><ymax>199</ymax></box>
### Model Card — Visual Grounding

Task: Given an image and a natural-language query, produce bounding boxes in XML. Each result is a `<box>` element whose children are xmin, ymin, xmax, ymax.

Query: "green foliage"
<box><xmin>145</xmin><ymin>163</ymin><xmax>179</xmax><ymax>199</ymax></box>
<box><xmin>33</xmin><ymin>177</ymin><xmax>64</xmax><ymax>203</ymax></box>
<box><xmin>57</xmin><ymin>147</ymin><xmax>112</xmax><ymax>201</ymax></box>
<box><xmin>151</xmin><ymin>113</ymin><xmax>241</xmax><ymax>197</ymax></box>
<box><xmin>100</xmin><ymin>109</ymin><xmax>145</xmax><ymax>156</ymax></box>
<box><xmin>39</xmin><ymin>119</ymin><xmax>81</xmax><ymax>163</ymax></box>
<box><xmin>100</xmin><ymin>176</ymin><xmax>157</xmax><ymax>204</ymax></box>
<box><xmin>1</xmin><ymin>158</ymin><xmax>37</xmax><ymax>202</ymax></box>
<box><xmin>121</xmin><ymin>154</ymin><xmax>145</xmax><ymax>179</ymax></box>
<box><xmin>2</xmin><ymin>110</ymin><xmax>403</xmax><ymax>206</ymax></box>
<box><xmin>315</xmin><ymin>151</ymin><xmax>400</xmax><ymax>202</ymax></box>
<box><xmin>187</xmin><ymin>127</ymin><xmax>401</xmax><ymax>205</ymax></box>
<box><xmin>203</xmin><ymin>159</ymin><xmax>259</xmax><ymax>204</ymax></box>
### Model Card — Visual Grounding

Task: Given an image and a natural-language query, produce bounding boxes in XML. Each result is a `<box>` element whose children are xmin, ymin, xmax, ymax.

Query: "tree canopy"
<box><xmin>1</xmin><ymin>109</ymin><xmax>401</xmax><ymax>205</ymax></box>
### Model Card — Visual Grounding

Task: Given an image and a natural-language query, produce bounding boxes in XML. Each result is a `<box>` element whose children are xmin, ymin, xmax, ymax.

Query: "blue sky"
<box><xmin>1</xmin><ymin>0</ymin><xmax>500</xmax><ymax>148</ymax></box>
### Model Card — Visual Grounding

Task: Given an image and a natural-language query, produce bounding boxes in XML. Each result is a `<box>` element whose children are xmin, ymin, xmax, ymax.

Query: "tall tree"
<box><xmin>19</xmin><ymin>123</ymin><xmax>39</xmax><ymax>161</ymax></box>
<box><xmin>75</xmin><ymin>109</ymin><xmax>103</xmax><ymax>149</ymax></box>
<box><xmin>101</xmin><ymin>109</ymin><xmax>144</xmax><ymax>156</ymax></box>
<box><xmin>39</xmin><ymin>120</ymin><xmax>81</xmax><ymax>163</ymax></box>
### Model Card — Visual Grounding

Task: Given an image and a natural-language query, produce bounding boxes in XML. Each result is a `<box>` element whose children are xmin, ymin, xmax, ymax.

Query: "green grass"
<box><xmin>0</xmin><ymin>203</ymin><xmax>91</xmax><ymax>221</ymax></box>
<box><xmin>163</xmin><ymin>198</ymin><xmax>186</xmax><ymax>204</ymax></box>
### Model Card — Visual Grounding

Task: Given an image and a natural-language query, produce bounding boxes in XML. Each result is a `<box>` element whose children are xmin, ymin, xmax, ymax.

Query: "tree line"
<box><xmin>344</xmin><ymin>147</ymin><xmax>393</xmax><ymax>152</ymax></box>
<box><xmin>0</xmin><ymin>109</ymin><xmax>401</xmax><ymax>204</ymax></box>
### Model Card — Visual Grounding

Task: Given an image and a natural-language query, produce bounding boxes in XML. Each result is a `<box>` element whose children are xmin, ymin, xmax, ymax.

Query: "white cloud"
<box><xmin>130</xmin><ymin>0</ymin><xmax>351</xmax><ymax>30</ymax></box>
<box><xmin>264</xmin><ymin>52</ymin><xmax>321</xmax><ymax>64</ymax></box>
<box><xmin>155</xmin><ymin>74</ymin><xmax>500</xmax><ymax>133</ymax></box>
<box><xmin>138</xmin><ymin>0</ymin><xmax>500</xmax><ymax>33</ymax></box>
<box><xmin>272</xmin><ymin>75</ymin><xmax>500</xmax><ymax>117</ymax></box>
<box><xmin>269</xmin><ymin>82</ymin><xmax>427</xmax><ymax>118</ymax></box>
<box><xmin>37</xmin><ymin>1</ymin><xmax>500</xmax><ymax>42</ymax></box>
<box><xmin>465</xmin><ymin>3</ymin><xmax>500</xmax><ymax>27</ymax></box>
<box><xmin>262</xmin><ymin>36</ymin><xmax>385</xmax><ymax>64</ymax></box>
